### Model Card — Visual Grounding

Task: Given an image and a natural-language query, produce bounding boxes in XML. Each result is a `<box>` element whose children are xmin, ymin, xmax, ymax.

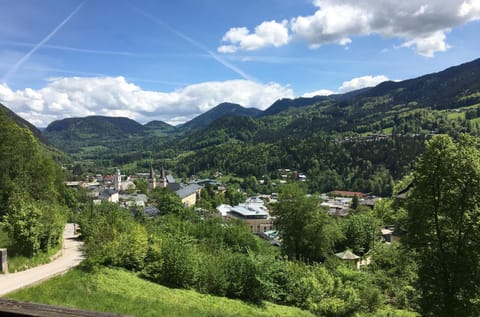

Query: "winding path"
<box><xmin>0</xmin><ymin>223</ymin><xmax>84</xmax><ymax>296</ymax></box>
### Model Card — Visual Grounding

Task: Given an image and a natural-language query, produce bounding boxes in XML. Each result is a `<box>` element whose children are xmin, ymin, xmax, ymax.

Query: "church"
<box><xmin>148</xmin><ymin>166</ymin><xmax>201</xmax><ymax>207</ymax></box>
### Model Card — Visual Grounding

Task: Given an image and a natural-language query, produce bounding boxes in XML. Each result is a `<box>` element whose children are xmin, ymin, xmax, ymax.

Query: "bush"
<box><xmin>80</xmin><ymin>203</ymin><xmax>148</xmax><ymax>271</ymax></box>
<box><xmin>3</xmin><ymin>192</ymin><xmax>65</xmax><ymax>256</ymax></box>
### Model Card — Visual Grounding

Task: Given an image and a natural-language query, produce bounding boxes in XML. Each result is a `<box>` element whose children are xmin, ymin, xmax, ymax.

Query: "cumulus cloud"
<box><xmin>218</xmin><ymin>20</ymin><xmax>289</xmax><ymax>53</ymax></box>
<box><xmin>219</xmin><ymin>0</ymin><xmax>480</xmax><ymax>56</ymax></box>
<box><xmin>302</xmin><ymin>74</ymin><xmax>388</xmax><ymax>97</ymax></box>
<box><xmin>0</xmin><ymin>76</ymin><xmax>293</xmax><ymax>127</ymax></box>
<box><xmin>302</xmin><ymin>89</ymin><xmax>335</xmax><ymax>97</ymax></box>
<box><xmin>338</xmin><ymin>75</ymin><xmax>389</xmax><ymax>93</ymax></box>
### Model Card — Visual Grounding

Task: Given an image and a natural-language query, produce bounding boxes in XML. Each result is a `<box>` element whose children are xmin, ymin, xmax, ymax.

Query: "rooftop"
<box><xmin>335</xmin><ymin>250</ymin><xmax>360</xmax><ymax>260</ymax></box>
<box><xmin>176</xmin><ymin>184</ymin><xmax>202</xmax><ymax>199</ymax></box>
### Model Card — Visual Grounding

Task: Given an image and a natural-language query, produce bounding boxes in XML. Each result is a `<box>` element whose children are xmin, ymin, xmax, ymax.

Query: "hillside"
<box><xmin>145</xmin><ymin>120</ymin><xmax>176</xmax><ymax>132</ymax></box>
<box><xmin>7</xmin><ymin>267</ymin><xmax>315</xmax><ymax>317</ymax></box>
<box><xmin>39</xmin><ymin>57</ymin><xmax>480</xmax><ymax>192</ymax></box>
<box><xmin>260</xmin><ymin>96</ymin><xmax>329</xmax><ymax>117</ymax></box>
<box><xmin>179</xmin><ymin>102</ymin><xmax>262</xmax><ymax>131</ymax></box>
<box><xmin>45</xmin><ymin>115</ymin><xmax>146</xmax><ymax>139</ymax></box>
<box><xmin>43</xmin><ymin>115</ymin><xmax>151</xmax><ymax>158</ymax></box>
<box><xmin>0</xmin><ymin>102</ymin><xmax>49</xmax><ymax>145</ymax></box>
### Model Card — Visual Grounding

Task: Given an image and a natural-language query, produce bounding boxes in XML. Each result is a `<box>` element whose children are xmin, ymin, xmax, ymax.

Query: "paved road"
<box><xmin>0</xmin><ymin>223</ymin><xmax>84</xmax><ymax>296</ymax></box>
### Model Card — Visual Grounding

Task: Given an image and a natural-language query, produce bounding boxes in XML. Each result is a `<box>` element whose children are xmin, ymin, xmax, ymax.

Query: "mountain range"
<box><xmin>2</xmin><ymin>57</ymin><xmax>480</xmax><ymax>184</ymax></box>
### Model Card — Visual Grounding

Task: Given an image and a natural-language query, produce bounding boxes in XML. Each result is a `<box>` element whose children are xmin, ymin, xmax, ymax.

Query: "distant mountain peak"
<box><xmin>179</xmin><ymin>102</ymin><xmax>262</xmax><ymax>131</ymax></box>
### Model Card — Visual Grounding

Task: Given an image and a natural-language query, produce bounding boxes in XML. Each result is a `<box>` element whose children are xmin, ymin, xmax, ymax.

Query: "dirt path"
<box><xmin>0</xmin><ymin>223</ymin><xmax>84</xmax><ymax>296</ymax></box>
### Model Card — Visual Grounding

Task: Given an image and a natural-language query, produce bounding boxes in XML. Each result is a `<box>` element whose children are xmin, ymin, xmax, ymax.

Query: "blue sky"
<box><xmin>0</xmin><ymin>0</ymin><xmax>479</xmax><ymax>127</ymax></box>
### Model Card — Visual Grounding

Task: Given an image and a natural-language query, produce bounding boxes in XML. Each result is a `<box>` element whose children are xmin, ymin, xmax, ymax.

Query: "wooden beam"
<box><xmin>0</xmin><ymin>298</ymin><xmax>130</xmax><ymax>317</ymax></box>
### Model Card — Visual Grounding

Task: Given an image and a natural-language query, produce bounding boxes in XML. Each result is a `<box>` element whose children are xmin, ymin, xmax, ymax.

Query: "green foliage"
<box><xmin>3</xmin><ymin>192</ymin><xmax>65</xmax><ymax>256</ymax></box>
<box><xmin>79</xmin><ymin>203</ymin><xmax>148</xmax><ymax>271</ymax></box>
<box><xmin>134</xmin><ymin>178</ymin><xmax>149</xmax><ymax>194</ymax></box>
<box><xmin>339</xmin><ymin>211</ymin><xmax>379</xmax><ymax>255</ymax></box>
<box><xmin>149</xmin><ymin>187</ymin><xmax>188</xmax><ymax>218</ymax></box>
<box><xmin>0</xmin><ymin>109</ymin><xmax>67</xmax><ymax>258</ymax></box>
<box><xmin>273</xmin><ymin>184</ymin><xmax>342</xmax><ymax>262</ymax></box>
<box><xmin>7</xmin><ymin>267</ymin><xmax>316</xmax><ymax>317</ymax></box>
<box><xmin>406</xmin><ymin>134</ymin><xmax>480</xmax><ymax>316</ymax></box>
<box><xmin>368</xmin><ymin>244</ymin><xmax>418</xmax><ymax>310</ymax></box>
<box><xmin>3</xmin><ymin>193</ymin><xmax>42</xmax><ymax>256</ymax></box>
<box><xmin>147</xmin><ymin>235</ymin><xmax>200</xmax><ymax>288</ymax></box>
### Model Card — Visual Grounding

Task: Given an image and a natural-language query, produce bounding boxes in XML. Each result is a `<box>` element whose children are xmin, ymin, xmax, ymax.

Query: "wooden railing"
<box><xmin>0</xmin><ymin>298</ymin><xmax>130</xmax><ymax>316</ymax></box>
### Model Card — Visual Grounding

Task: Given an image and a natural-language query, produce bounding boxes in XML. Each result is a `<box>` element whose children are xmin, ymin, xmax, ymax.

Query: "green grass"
<box><xmin>470</xmin><ymin>117</ymin><xmax>480</xmax><ymax>125</ymax></box>
<box><xmin>446</xmin><ymin>111</ymin><xmax>465</xmax><ymax>120</ymax></box>
<box><xmin>6</xmin><ymin>243</ymin><xmax>62</xmax><ymax>273</ymax></box>
<box><xmin>6</xmin><ymin>267</ymin><xmax>315</xmax><ymax>317</ymax></box>
<box><xmin>382</xmin><ymin>127</ymin><xmax>393</xmax><ymax>134</ymax></box>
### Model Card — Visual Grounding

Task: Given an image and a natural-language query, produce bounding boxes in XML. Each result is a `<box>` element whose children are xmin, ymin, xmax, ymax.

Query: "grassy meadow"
<box><xmin>6</xmin><ymin>267</ymin><xmax>315</xmax><ymax>317</ymax></box>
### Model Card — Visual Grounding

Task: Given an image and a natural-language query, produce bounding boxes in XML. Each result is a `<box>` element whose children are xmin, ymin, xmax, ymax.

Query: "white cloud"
<box><xmin>400</xmin><ymin>31</ymin><xmax>450</xmax><ymax>57</ymax></box>
<box><xmin>219</xmin><ymin>0</ymin><xmax>480</xmax><ymax>57</ymax></box>
<box><xmin>0</xmin><ymin>77</ymin><xmax>293</xmax><ymax>127</ymax></box>
<box><xmin>218</xmin><ymin>20</ymin><xmax>289</xmax><ymax>53</ymax></box>
<box><xmin>302</xmin><ymin>89</ymin><xmax>334</xmax><ymax>97</ymax></box>
<box><xmin>339</xmin><ymin>75</ymin><xmax>389</xmax><ymax>93</ymax></box>
<box><xmin>302</xmin><ymin>74</ymin><xmax>389</xmax><ymax>97</ymax></box>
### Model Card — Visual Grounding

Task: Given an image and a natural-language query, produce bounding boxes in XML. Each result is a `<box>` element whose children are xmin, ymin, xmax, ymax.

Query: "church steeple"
<box><xmin>114</xmin><ymin>168</ymin><xmax>121</xmax><ymax>191</ymax></box>
<box><xmin>148</xmin><ymin>164</ymin><xmax>156</xmax><ymax>191</ymax></box>
<box><xmin>159</xmin><ymin>165</ymin><xmax>167</xmax><ymax>188</ymax></box>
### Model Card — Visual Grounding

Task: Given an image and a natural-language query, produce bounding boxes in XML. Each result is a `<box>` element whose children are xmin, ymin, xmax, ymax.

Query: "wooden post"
<box><xmin>0</xmin><ymin>248</ymin><xmax>7</xmax><ymax>274</ymax></box>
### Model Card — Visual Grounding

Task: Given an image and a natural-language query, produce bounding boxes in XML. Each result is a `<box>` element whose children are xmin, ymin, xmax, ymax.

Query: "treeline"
<box><xmin>0</xmin><ymin>110</ymin><xmax>68</xmax><ymax>256</ymax></box>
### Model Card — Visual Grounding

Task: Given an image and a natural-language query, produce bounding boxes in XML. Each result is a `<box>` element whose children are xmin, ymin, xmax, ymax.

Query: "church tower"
<box><xmin>148</xmin><ymin>165</ymin><xmax>156</xmax><ymax>191</ymax></box>
<box><xmin>158</xmin><ymin>165</ymin><xmax>167</xmax><ymax>188</ymax></box>
<box><xmin>114</xmin><ymin>168</ymin><xmax>121</xmax><ymax>191</ymax></box>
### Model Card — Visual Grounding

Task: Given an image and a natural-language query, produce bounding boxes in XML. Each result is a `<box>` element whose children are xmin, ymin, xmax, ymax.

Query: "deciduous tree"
<box><xmin>406</xmin><ymin>134</ymin><xmax>480</xmax><ymax>316</ymax></box>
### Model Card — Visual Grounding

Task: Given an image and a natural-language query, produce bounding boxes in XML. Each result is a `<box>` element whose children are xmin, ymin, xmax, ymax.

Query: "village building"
<box><xmin>335</xmin><ymin>250</ymin><xmax>361</xmax><ymax>269</ymax></box>
<box><xmin>98</xmin><ymin>188</ymin><xmax>119</xmax><ymax>203</ymax></box>
<box><xmin>176</xmin><ymin>184</ymin><xmax>202</xmax><ymax>207</ymax></box>
<box><xmin>217</xmin><ymin>197</ymin><xmax>275</xmax><ymax>234</ymax></box>
<box><xmin>148</xmin><ymin>166</ymin><xmax>202</xmax><ymax>207</ymax></box>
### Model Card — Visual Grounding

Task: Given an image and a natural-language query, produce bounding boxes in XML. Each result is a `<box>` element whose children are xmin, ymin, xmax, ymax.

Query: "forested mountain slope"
<box><xmin>38</xmin><ymin>57</ymin><xmax>480</xmax><ymax>195</ymax></box>
<box><xmin>178</xmin><ymin>102</ymin><xmax>262</xmax><ymax>132</ymax></box>
<box><xmin>0</xmin><ymin>103</ymin><xmax>49</xmax><ymax>145</ymax></box>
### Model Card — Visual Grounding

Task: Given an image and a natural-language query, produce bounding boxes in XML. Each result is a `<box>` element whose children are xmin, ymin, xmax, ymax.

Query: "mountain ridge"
<box><xmin>178</xmin><ymin>102</ymin><xmax>262</xmax><ymax>131</ymax></box>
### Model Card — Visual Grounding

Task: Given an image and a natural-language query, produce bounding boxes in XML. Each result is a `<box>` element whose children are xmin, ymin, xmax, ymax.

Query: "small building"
<box><xmin>145</xmin><ymin>206</ymin><xmax>161</xmax><ymax>217</ymax></box>
<box><xmin>99</xmin><ymin>189</ymin><xmax>119</xmax><ymax>203</ymax></box>
<box><xmin>335</xmin><ymin>250</ymin><xmax>361</xmax><ymax>269</ymax></box>
<box><xmin>381</xmin><ymin>225</ymin><xmax>402</xmax><ymax>243</ymax></box>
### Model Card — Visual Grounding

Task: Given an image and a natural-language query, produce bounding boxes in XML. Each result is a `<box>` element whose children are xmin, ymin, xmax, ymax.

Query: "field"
<box><xmin>6</xmin><ymin>267</ymin><xmax>315</xmax><ymax>317</ymax></box>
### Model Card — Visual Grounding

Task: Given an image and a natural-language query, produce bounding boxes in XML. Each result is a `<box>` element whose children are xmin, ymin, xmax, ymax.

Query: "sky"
<box><xmin>0</xmin><ymin>0</ymin><xmax>479</xmax><ymax>127</ymax></box>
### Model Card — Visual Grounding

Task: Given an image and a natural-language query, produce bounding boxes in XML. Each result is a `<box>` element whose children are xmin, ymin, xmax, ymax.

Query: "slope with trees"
<box><xmin>0</xmin><ymin>107</ymin><xmax>68</xmax><ymax>263</ymax></box>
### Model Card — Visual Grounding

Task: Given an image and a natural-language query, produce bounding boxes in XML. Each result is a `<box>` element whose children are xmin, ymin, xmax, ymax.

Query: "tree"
<box><xmin>272</xmin><ymin>184</ymin><xmax>342</xmax><ymax>262</ymax></box>
<box><xmin>340</xmin><ymin>211</ymin><xmax>379</xmax><ymax>255</ymax></box>
<box><xmin>406</xmin><ymin>134</ymin><xmax>480</xmax><ymax>316</ymax></box>
<box><xmin>149</xmin><ymin>188</ymin><xmax>186</xmax><ymax>217</ymax></box>
<box><xmin>351</xmin><ymin>194</ymin><xmax>359</xmax><ymax>209</ymax></box>
<box><xmin>133</xmin><ymin>179</ymin><xmax>148</xmax><ymax>194</ymax></box>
